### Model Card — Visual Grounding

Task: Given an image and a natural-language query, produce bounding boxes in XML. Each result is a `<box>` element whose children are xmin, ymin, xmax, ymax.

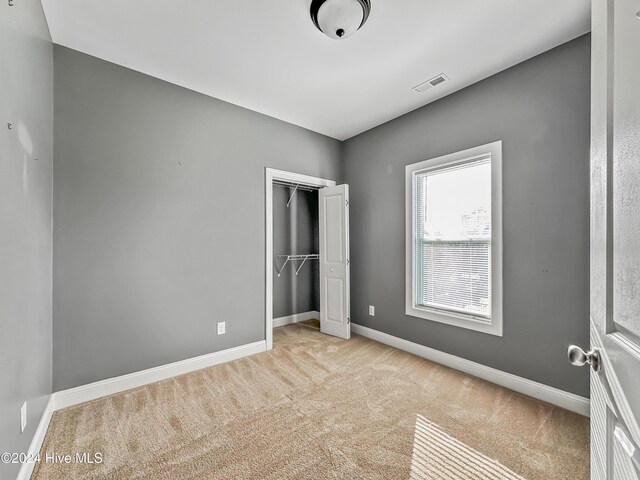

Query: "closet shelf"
<box><xmin>275</xmin><ymin>254</ymin><xmax>319</xmax><ymax>277</ymax></box>
<box><xmin>273</xmin><ymin>180</ymin><xmax>320</xmax><ymax>208</ymax></box>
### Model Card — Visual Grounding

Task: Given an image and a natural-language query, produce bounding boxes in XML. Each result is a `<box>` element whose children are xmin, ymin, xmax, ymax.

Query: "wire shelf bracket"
<box><xmin>286</xmin><ymin>184</ymin><xmax>299</xmax><ymax>208</ymax></box>
<box><xmin>274</xmin><ymin>254</ymin><xmax>319</xmax><ymax>277</ymax></box>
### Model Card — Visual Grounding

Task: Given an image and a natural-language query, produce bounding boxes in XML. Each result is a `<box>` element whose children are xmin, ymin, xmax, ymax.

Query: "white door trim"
<box><xmin>265</xmin><ymin>168</ymin><xmax>336</xmax><ymax>350</ymax></box>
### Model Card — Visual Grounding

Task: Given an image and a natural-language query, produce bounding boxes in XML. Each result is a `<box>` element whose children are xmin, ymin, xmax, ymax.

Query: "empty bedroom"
<box><xmin>2</xmin><ymin>0</ymin><xmax>639</xmax><ymax>479</ymax></box>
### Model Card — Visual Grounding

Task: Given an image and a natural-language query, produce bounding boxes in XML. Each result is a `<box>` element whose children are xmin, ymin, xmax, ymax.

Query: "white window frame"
<box><xmin>405</xmin><ymin>141</ymin><xmax>503</xmax><ymax>336</ymax></box>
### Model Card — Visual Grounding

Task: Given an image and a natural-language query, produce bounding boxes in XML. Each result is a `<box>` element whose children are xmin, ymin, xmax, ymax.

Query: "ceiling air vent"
<box><xmin>413</xmin><ymin>74</ymin><xmax>450</xmax><ymax>93</ymax></box>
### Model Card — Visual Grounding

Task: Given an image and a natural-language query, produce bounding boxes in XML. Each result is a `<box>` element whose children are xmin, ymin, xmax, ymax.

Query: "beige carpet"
<box><xmin>33</xmin><ymin>323</ymin><xmax>589</xmax><ymax>479</ymax></box>
<box><xmin>409</xmin><ymin>414</ymin><xmax>526</xmax><ymax>480</ymax></box>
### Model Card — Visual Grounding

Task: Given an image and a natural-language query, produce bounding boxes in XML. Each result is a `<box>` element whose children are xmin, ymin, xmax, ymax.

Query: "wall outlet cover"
<box><xmin>20</xmin><ymin>401</ymin><xmax>27</xmax><ymax>433</ymax></box>
<box><xmin>369</xmin><ymin>305</ymin><xmax>375</xmax><ymax>316</ymax></box>
<box><xmin>217</xmin><ymin>322</ymin><xmax>226</xmax><ymax>335</ymax></box>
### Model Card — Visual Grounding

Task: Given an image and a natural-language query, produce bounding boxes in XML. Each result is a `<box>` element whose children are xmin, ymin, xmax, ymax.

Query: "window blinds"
<box><xmin>414</xmin><ymin>157</ymin><xmax>492</xmax><ymax>318</ymax></box>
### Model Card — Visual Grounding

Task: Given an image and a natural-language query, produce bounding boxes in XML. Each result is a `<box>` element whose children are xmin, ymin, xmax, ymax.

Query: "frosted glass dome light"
<box><xmin>310</xmin><ymin>0</ymin><xmax>371</xmax><ymax>40</ymax></box>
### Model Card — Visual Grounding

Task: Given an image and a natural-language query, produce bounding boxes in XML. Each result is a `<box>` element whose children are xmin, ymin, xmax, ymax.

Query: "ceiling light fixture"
<box><xmin>310</xmin><ymin>0</ymin><xmax>371</xmax><ymax>40</ymax></box>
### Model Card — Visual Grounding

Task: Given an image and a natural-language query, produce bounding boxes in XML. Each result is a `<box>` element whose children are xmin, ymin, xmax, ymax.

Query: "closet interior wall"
<box><xmin>272</xmin><ymin>186</ymin><xmax>320</xmax><ymax>319</ymax></box>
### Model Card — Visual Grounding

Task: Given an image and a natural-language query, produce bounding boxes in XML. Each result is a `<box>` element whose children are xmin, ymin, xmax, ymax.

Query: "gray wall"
<box><xmin>52</xmin><ymin>35</ymin><xmax>589</xmax><ymax>396</ymax></box>
<box><xmin>342</xmin><ymin>35</ymin><xmax>591</xmax><ymax>397</ymax></box>
<box><xmin>273</xmin><ymin>188</ymin><xmax>319</xmax><ymax>318</ymax></box>
<box><xmin>0</xmin><ymin>0</ymin><xmax>53</xmax><ymax>478</ymax></box>
<box><xmin>53</xmin><ymin>46</ymin><xmax>340</xmax><ymax>391</ymax></box>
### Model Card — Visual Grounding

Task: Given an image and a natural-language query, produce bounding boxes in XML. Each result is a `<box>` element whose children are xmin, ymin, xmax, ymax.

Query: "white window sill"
<box><xmin>406</xmin><ymin>304</ymin><xmax>503</xmax><ymax>337</ymax></box>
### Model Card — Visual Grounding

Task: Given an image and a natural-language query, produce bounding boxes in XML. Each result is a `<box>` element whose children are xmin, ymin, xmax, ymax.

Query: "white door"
<box><xmin>576</xmin><ymin>0</ymin><xmax>640</xmax><ymax>478</ymax></box>
<box><xmin>319</xmin><ymin>185</ymin><xmax>350</xmax><ymax>339</ymax></box>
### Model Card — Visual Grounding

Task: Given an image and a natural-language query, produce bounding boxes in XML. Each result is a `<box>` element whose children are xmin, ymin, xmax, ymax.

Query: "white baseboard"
<box><xmin>17</xmin><ymin>339</ymin><xmax>265</xmax><ymax>479</ymax></box>
<box><xmin>273</xmin><ymin>310</ymin><xmax>320</xmax><ymax>328</ymax></box>
<box><xmin>54</xmin><ymin>340</ymin><xmax>266</xmax><ymax>410</ymax></box>
<box><xmin>17</xmin><ymin>326</ymin><xmax>588</xmax><ymax>480</ymax></box>
<box><xmin>351</xmin><ymin>324</ymin><xmax>590</xmax><ymax>417</ymax></box>
<box><xmin>17</xmin><ymin>395</ymin><xmax>55</xmax><ymax>480</ymax></box>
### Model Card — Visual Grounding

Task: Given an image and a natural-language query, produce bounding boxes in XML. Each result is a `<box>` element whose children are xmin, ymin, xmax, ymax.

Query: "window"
<box><xmin>405</xmin><ymin>142</ymin><xmax>502</xmax><ymax>336</ymax></box>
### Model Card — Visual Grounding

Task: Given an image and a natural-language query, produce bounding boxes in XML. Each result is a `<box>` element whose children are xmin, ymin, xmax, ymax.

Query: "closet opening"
<box><xmin>265</xmin><ymin>168</ymin><xmax>351</xmax><ymax>350</ymax></box>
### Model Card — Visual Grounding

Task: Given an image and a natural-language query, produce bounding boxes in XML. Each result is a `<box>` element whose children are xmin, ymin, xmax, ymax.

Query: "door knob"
<box><xmin>568</xmin><ymin>345</ymin><xmax>601</xmax><ymax>372</ymax></box>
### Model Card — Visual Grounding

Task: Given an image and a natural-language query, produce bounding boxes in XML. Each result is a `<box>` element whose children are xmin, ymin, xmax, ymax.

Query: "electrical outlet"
<box><xmin>20</xmin><ymin>401</ymin><xmax>27</xmax><ymax>433</ymax></box>
<box><xmin>369</xmin><ymin>305</ymin><xmax>375</xmax><ymax>316</ymax></box>
<box><xmin>217</xmin><ymin>322</ymin><xmax>226</xmax><ymax>335</ymax></box>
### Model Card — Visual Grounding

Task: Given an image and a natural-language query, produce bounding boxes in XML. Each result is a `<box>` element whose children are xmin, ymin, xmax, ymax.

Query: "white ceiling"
<box><xmin>41</xmin><ymin>0</ymin><xmax>590</xmax><ymax>140</ymax></box>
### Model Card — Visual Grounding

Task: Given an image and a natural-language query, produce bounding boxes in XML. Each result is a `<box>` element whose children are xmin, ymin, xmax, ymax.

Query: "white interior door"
<box><xmin>584</xmin><ymin>0</ymin><xmax>640</xmax><ymax>478</ymax></box>
<box><xmin>319</xmin><ymin>185</ymin><xmax>350</xmax><ymax>339</ymax></box>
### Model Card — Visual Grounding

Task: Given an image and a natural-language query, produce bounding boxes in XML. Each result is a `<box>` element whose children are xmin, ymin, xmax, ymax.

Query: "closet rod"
<box><xmin>273</xmin><ymin>180</ymin><xmax>320</xmax><ymax>207</ymax></box>
<box><xmin>273</xmin><ymin>180</ymin><xmax>321</xmax><ymax>192</ymax></box>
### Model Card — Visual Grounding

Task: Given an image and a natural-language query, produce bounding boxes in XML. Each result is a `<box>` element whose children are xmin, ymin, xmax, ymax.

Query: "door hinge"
<box><xmin>345</xmin><ymin>199</ymin><xmax>349</xmax><ymax>207</ymax></box>
<box><xmin>346</xmin><ymin>258</ymin><xmax>350</xmax><ymax>265</ymax></box>
<box><xmin>347</xmin><ymin>317</ymin><xmax>351</xmax><ymax>324</ymax></box>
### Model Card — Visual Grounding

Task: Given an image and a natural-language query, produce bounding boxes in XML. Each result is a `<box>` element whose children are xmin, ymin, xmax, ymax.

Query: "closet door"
<box><xmin>319</xmin><ymin>185</ymin><xmax>350</xmax><ymax>340</ymax></box>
